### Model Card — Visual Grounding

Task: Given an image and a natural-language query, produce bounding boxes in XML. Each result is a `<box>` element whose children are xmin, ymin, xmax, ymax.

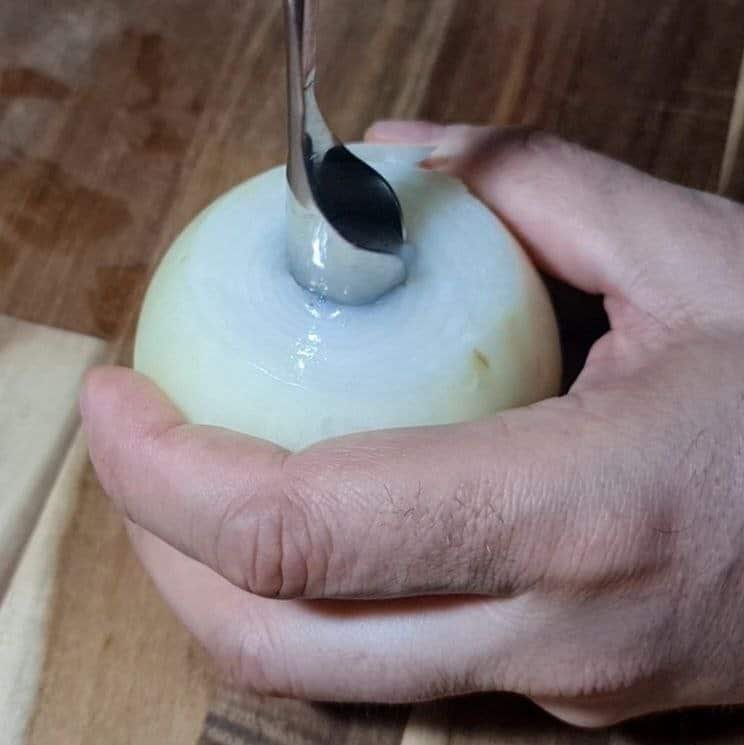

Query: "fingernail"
<box><xmin>365</xmin><ymin>120</ymin><xmax>447</xmax><ymax>144</ymax></box>
<box><xmin>428</xmin><ymin>137</ymin><xmax>470</xmax><ymax>161</ymax></box>
<box><xmin>421</xmin><ymin>126</ymin><xmax>490</xmax><ymax>170</ymax></box>
<box><xmin>420</xmin><ymin>143</ymin><xmax>466</xmax><ymax>171</ymax></box>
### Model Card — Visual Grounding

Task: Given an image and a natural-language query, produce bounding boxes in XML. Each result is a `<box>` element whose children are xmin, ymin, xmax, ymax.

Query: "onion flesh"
<box><xmin>134</xmin><ymin>144</ymin><xmax>562</xmax><ymax>450</ymax></box>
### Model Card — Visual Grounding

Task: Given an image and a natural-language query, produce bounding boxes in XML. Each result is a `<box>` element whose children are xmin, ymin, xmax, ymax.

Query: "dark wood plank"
<box><xmin>0</xmin><ymin>0</ymin><xmax>253</xmax><ymax>338</ymax></box>
<box><xmin>200</xmin><ymin>688</ymin><xmax>409</xmax><ymax>745</ymax></box>
<box><xmin>419</xmin><ymin>0</ymin><xmax>744</xmax><ymax>192</ymax></box>
<box><xmin>443</xmin><ymin>695</ymin><xmax>744</xmax><ymax>745</ymax></box>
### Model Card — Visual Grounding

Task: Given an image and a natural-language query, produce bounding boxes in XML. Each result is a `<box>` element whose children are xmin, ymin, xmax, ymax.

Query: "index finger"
<box><xmin>82</xmin><ymin>366</ymin><xmax>651</xmax><ymax>602</ymax></box>
<box><xmin>366</xmin><ymin>121</ymin><xmax>741</xmax><ymax>328</ymax></box>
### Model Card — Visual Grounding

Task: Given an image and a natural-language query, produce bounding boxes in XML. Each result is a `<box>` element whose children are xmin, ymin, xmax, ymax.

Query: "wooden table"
<box><xmin>2</xmin><ymin>1</ymin><xmax>744</xmax><ymax>742</ymax></box>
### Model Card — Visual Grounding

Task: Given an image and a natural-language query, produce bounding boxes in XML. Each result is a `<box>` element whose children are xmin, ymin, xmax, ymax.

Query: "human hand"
<box><xmin>81</xmin><ymin>121</ymin><xmax>744</xmax><ymax>727</ymax></box>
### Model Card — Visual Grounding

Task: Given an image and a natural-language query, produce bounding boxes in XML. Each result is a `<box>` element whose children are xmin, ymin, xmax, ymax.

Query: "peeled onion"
<box><xmin>134</xmin><ymin>144</ymin><xmax>561</xmax><ymax>450</ymax></box>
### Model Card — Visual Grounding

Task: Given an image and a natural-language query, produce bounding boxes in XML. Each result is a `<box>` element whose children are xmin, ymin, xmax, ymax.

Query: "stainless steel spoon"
<box><xmin>284</xmin><ymin>0</ymin><xmax>408</xmax><ymax>305</ymax></box>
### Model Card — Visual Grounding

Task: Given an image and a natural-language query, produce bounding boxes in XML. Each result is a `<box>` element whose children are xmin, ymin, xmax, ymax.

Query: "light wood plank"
<box><xmin>719</xmin><ymin>47</ymin><xmax>744</xmax><ymax>195</ymax></box>
<box><xmin>400</xmin><ymin>704</ymin><xmax>452</xmax><ymax>745</ymax></box>
<box><xmin>0</xmin><ymin>316</ymin><xmax>106</xmax><ymax>744</ymax></box>
<box><xmin>0</xmin><ymin>315</ymin><xmax>107</xmax><ymax>596</ymax></box>
<box><xmin>0</xmin><ymin>431</ymin><xmax>90</xmax><ymax>745</ymax></box>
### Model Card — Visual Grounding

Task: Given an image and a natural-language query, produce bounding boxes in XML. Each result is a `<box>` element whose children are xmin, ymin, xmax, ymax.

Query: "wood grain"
<box><xmin>200</xmin><ymin>687</ymin><xmax>409</xmax><ymax>745</ymax></box>
<box><xmin>419</xmin><ymin>0</ymin><xmax>744</xmax><ymax>192</ymax></box>
<box><xmin>1</xmin><ymin>0</ymin><xmax>744</xmax><ymax>743</ymax></box>
<box><xmin>24</xmin><ymin>446</ymin><xmax>214</xmax><ymax>745</ymax></box>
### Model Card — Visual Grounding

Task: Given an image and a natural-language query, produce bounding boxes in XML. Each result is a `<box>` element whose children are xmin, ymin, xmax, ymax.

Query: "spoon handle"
<box><xmin>285</xmin><ymin>0</ymin><xmax>335</xmax><ymax>200</ymax></box>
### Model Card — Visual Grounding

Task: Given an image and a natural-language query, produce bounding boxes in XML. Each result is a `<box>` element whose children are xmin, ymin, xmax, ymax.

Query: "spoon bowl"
<box><xmin>284</xmin><ymin>0</ymin><xmax>409</xmax><ymax>305</ymax></box>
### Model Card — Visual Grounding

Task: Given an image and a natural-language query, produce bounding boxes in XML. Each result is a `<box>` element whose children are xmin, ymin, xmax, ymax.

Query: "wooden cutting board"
<box><xmin>4</xmin><ymin>1</ymin><xmax>744</xmax><ymax>742</ymax></box>
<box><xmin>0</xmin><ymin>315</ymin><xmax>214</xmax><ymax>745</ymax></box>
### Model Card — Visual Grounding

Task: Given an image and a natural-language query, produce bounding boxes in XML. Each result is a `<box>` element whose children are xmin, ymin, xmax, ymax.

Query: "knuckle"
<box><xmin>278</xmin><ymin>474</ymin><xmax>334</xmax><ymax>597</ymax></box>
<box><xmin>212</xmin><ymin>474</ymin><xmax>332</xmax><ymax>599</ymax></box>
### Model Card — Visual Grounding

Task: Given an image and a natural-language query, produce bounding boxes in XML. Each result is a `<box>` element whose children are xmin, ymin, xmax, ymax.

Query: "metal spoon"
<box><xmin>284</xmin><ymin>0</ymin><xmax>408</xmax><ymax>305</ymax></box>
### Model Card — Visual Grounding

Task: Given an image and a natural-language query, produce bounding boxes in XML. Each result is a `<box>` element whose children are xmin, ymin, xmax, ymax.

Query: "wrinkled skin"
<box><xmin>81</xmin><ymin>121</ymin><xmax>744</xmax><ymax>728</ymax></box>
